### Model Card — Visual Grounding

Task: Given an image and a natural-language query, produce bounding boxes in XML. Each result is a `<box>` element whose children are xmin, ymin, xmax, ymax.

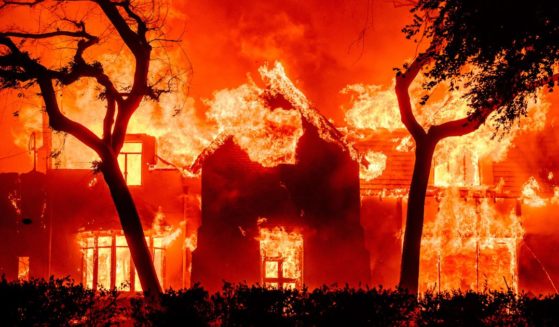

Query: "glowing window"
<box><xmin>118</xmin><ymin>142</ymin><xmax>142</xmax><ymax>186</ymax></box>
<box><xmin>434</xmin><ymin>152</ymin><xmax>480</xmax><ymax>187</ymax></box>
<box><xmin>18</xmin><ymin>256</ymin><xmax>30</xmax><ymax>281</ymax></box>
<box><xmin>259</xmin><ymin>227</ymin><xmax>303</xmax><ymax>289</ymax></box>
<box><xmin>79</xmin><ymin>232</ymin><xmax>166</xmax><ymax>292</ymax></box>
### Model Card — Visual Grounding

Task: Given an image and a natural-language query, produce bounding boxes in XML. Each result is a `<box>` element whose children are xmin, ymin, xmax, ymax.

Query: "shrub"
<box><xmin>5</xmin><ymin>278</ymin><xmax>559</xmax><ymax>326</ymax></box>
<box><xmin>0</xmin><ymin>276</ymin><xmax>122</xmax><ymax>326</ymax></box>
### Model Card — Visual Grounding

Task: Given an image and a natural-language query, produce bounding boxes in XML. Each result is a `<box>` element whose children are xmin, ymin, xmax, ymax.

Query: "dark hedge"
<box><xmin>2</xmin><ymin>277</ymin><xmax>559</xmax><ymax>326</ymax></box>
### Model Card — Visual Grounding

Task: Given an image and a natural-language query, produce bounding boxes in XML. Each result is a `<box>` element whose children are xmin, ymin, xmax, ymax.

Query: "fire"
<box><xmin>184</xmin><ymin>234</ymin><xmax>198</xmax><ymax>252</ymax></box>
<box><xmin>420</xmin><ymin>188</ymin><xmax>523</xmax><ymax>292</ymax></box>
<box><xmin>342</xmin><ymin>83</ymin><xmax>404</xmax><ymax>132</ymax></box>
<box><xmin>152</xmin><ymin>207</ymin><xmax>182</xmax><ymax>247</ymax></box>
<box><xmin>205</xmin><ymin>80</ymin><xmax>303</xmax><ymax>167</ymax></box>
<box><xmin>346</xmin><ymin>79</ymin><xmax>548</xmax><ymax>292</ymax></box>
<box><xmin>258</xmin><ymin>226</ymin><xmax>303</xmax><ymax>289</ymax></box>
<box><xmin>521</xmin><ymin>176</ymin><xmax>559</xmax><ymax>207</ymax></box>
<box><xmin>259</xmin><ymin>62</ymin><xmax>361</xmax><ymax>161</ymax></box>
<box><xmin>522</xmin><ymin>177</ymin><xmax>546</xmax><ymax>207</ymax></box>
<box><xmin>78</xmin><ymin>206</ymin><xmax>182</xmax><ymax>292</ymax></box>
<box><xmin>361</xmin><ymin>150</ymin><xmax>387</xmax><ymax>181</ymax></box>
<box><xmin>344</xmin><ymin>82</ymin><xmax>549</xmax><ymax>187</ymax></box>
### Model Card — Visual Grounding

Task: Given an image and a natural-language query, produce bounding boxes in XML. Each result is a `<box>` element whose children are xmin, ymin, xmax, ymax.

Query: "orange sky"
<box><xmin>0</xmin><ymin>0</ymin><xmax>415</xmax><ymax>172</ymax></box>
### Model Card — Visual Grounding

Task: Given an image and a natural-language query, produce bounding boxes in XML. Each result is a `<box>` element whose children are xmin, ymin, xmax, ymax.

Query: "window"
<box><xmin>434</xmin><ymin>152</ymin><xmax>480</xmax><ymax>187</ymax></box>
<box><xmin>79</xmin><ymin>232</ymin><xmax>166</xmax><ymax>291</ymax></box>
<box><xmin>18</xmin><ymin>256</ymin><xmax>30</xmax><ymax>281</ymax></box>
<box><xmin>118</xmin><ymin>142</ymin><xmax>142</xmax><ymax>186</ymax></box>
<box><xmin>259</xmin><ymin>227</ymin><xmax>303</xmax><ymax>289</ymax></box>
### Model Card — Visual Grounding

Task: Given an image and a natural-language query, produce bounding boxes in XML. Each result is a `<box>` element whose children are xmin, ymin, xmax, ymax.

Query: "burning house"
<box><xmin>1</xmin><ymin>62</ymin><xmax>559</xmax><ymax>296</ymax></box>
<box><xmin>0</xmin><ymin>133</ymin><xmax>199</xmax><ymax>291</ymax></box>
<box><xmin>189</xmin><ymin>121</ymin><xmax>370</xmax><ymax>291</ymax></box>
<box><xmin>188</xmin><ymin>63</ymin><xmax>370</xmax><ymax>290</ymax></box>
<box><xmin>345</xmin><ymin>82</ymin><xmax>559</xmax><ymax>295</ymax></box>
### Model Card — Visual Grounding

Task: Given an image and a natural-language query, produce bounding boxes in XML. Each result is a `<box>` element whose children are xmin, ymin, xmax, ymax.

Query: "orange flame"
<box><xmin>522</xmin><ymin>177</ymin><xmax>546</xmax><ymax>207</ymax></box>
<box><xmin>420</xmin><ymin>188</ymin><xmax>523</xmax><ymax>292</ymax></box>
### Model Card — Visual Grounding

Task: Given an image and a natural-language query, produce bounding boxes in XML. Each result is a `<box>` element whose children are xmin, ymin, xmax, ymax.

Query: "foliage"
<box><xmin>0</xmin><ymin>276</ymin><xmax>123</xmax><ymax>326</ymax></box>
<box><xmin>403</xmin><ymin>0</ymin><xmax>559</xmax><ymax>131</ymax></box>
<box><xmin>131</xmin><ymin>283</ymin><xmax>559</xmax><ymax>326</ymax></box>
<box><xmin>131</xmin><ymin>283</ymin><xmax>214</xmax><ymax>326</ymax></box>
<box><xmin>5</xmin><ymin>278</ymin><xmax>559</xmax><ymax>326</ymax></box>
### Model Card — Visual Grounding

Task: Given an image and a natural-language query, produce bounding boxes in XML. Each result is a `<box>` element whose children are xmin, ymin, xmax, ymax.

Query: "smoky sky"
<box><xmin>177</xmin><ymin>0</ymin><xmax>414</xmax><ymax>119</ymax></box>
<box><xmin>0</xmin><ymin>0</ymin><xmax>415</xmax><ymax>172</ymax></box>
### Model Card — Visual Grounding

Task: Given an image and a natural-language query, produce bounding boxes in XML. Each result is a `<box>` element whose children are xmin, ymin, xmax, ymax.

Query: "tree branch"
<box><xmin>110</xmin><ymin>106</ymin><xmax>133</xmax><ymax>153</ymax></box>
<box><xmin>1</xmin><ymin>30</ymin><xmax>95</xmax><ymax>40</ymax></box>
<box><xmin>427</xmin><ymin>72</ymin><xmax>559</xmax><ymax>141</ymax></box>
<box><xmin>0</xmin><ymin>33</ymin><xmax>110</xmax><ymax>158</ymax></box>
<box><xmin>103</xmin><ymin>94</ymin><xmax>116</xmax><ymax>144</ymax></box>
<box><xmin>0</xmin><ymin>0</ymin><xmax>44</xmax><ymax>9</ymax></box>
<box><xmin>428</xmin><ymin>105</ymin><xmax>496</xmax><ymax>141</ymax></box>
<box><xmin>93</xmin><ymin>0</ymin><xmax>152</xmax><ymax>152</ymax></box>
<box><xmin>395</xmin><ymin>54</ymin><xmax>431</xmax><ymax>141</ymax></box>
<box><xmin>37</xmin><ymin>75</ymin><xmax>108</xmax><ymax>159</ymax></box>
<box><xmin>95</xmin><ymin>0</ymin><xmax>148</xmax><ymax>54</ymax></box>
<box><xmin>114</xmin><ymin>0</ymin><xmax>148</xmax><ymax>37</ymax></box>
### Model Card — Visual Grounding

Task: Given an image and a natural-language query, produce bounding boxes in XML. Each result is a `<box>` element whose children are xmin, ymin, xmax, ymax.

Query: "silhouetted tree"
<box><xmin>396</xmin><ymin>0</ymin><xmax>559</xmax><ymax>293</ymax></box>
<box><xmin>0</xmin><ymin>0</ymin><xmax>181</xmax><ymax>299</ymax></box>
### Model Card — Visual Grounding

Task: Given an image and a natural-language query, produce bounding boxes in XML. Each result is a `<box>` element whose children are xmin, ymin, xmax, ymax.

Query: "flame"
<box><xmin>344</xmin><ymin>81</ymin><xmax>549</xmax><ymax>187</ymax></box>
<box><xmin>160</xmin><ymin>227</ymin><xmax>182</xmax><ymax>247</ymax></box>
<box><xmin>361</xmin><ymin>150</ymin><xmax>387</xmax><ymax>181</ymax></box>
<box><xmin>343</xmin><ymin>84</ymin><xmax>404</xmax><ymax>132</ymax></box>
<box><xmin>78</xmin><ymin>228</ymin><xmax>176</xmax><ymax>291</ymax></box>
<box><xmin>260</xmin><ymin>62</ymin><xmax>360</xmax><ymax>161</ymax></box>
<box><xmin>522</xmin><ymin>177</ymin><xmax>546</xmax><ymax>207</ymax></box>
<box><xmin>344</xmin><ymin>80</ymin><xmax>549</xmax><ymax>292</ymax></box>
<box><xmin>205</xmin><ymin>79</ymin><xmax>303</xmax><ymax>167</ymax></box>
<box><xmin>24</xmin><ymin>60</ymin><xmax>337</xmax><ymax>171</ymax></box>
<box><xmin>520</xmin><ymin>176</ymin><xmax>559</xmax><ymax>207</ymax></box>
<box><xmin>17</xmin><ymin>257</ymin><xmax>30</xmax><ymax>281</ymax></box>
<box><xmin>184</xmin><ymin>233</ymin><xmax>198</xmax><ymax>252</ymax></box>
<box><xmin>420</xmin><ymin>188</ymin><xmax>523</xmax><ymax>292</ymax></box>
<box><xmin>152</xmin><ymin>206</ymin><xmax>182</xmax><ymax>247</ymax></box>
<box><xmin>395</xmin><ymin>135</ymin><xmax>414</xmax><ymax>152</ymax></box>
<box><xmin>258</xmin><ymin>226</ymin><xmax>303</xmax><ymax>289</ymax></box>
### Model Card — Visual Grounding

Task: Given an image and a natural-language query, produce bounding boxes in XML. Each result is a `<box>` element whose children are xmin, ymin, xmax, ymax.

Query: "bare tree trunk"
<box><xmin>399</xmin><ymin>138</ymin><xmax>436</xmax><ymax>294</ymax></box>
<box><xmin>101</xmin><ymin>154</ymin><xmax>162</xmax><ymax>298</ymax></box>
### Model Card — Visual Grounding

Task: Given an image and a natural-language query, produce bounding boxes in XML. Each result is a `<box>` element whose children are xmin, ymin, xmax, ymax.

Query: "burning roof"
<box><xmin>190</xmin><ymin>62</ymin><xmax>359</xmax><ymax>173</ymax></box>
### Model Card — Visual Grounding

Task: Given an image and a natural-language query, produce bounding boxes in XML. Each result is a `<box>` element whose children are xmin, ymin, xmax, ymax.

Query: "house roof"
<box><xmin>189</xmin><ymin>89</ymin><xmax>359</xmax><ymax>174</ymax></box>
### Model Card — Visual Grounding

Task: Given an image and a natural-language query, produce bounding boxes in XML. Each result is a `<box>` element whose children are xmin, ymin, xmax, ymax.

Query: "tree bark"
<box><xmin>399</xmin><ymin>137</ymin><xmax>436</xmax><ymax>294</ymax></box>
<box><xmin>100</xmin><ymin>153</ymin><xmax>162</xmax><ymax>298</ymax></box>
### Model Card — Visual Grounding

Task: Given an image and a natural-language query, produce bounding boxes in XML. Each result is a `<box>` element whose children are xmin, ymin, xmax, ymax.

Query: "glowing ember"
<box><xmin>8</xmin><ymin>191</ymin><xmax>21</xmax><ymax>216</ymax></box>
<box><xmin>259</xmin><ymin>226</ymin><xmax>303</xmax><ymax>289</ymax></box>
